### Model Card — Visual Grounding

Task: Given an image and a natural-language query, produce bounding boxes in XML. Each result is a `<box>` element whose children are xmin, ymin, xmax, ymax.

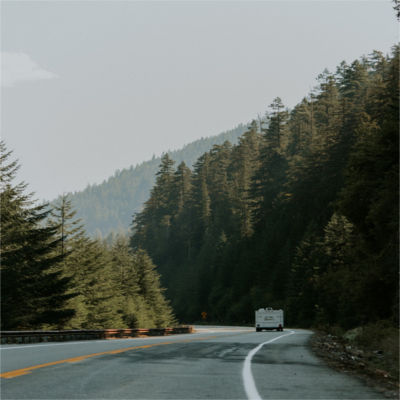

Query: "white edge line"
<box><xmin>242</xmin><ymin>330</ymin><xmax>295</xmax><ymax>400</ymax></box>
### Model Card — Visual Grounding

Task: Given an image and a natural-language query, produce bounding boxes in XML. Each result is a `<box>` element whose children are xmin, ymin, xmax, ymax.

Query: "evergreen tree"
<box><xmin>49</xmin><ymin>194</ymin><xmax>85</xmax><ymax>258</ymax></box>
<box><xmin>251</xmin><ymin>99</ymin><xmax>288</xmax><ymax>230</ymax></box>
<box><xmin>230</xmin><ymin>121</ymin><xmax>262</xmax><ymax>237</ymax></box>
<box><xmin>189</xmin><ymin>152</ymin><xmax>212</xmax><ymax>245</ymax></box>
<box><xmin>0</xmin><ymin>141</ymin><xmax>75</xmax><ymax>329</ymax></box>
<box><xmin>131</xmin><ymin>154</ymin><xmax>175</xmax><ymax>265</ymax></box>
<box><xmin>109</xmin><ymin>235</ymin><xmax>141</xmax><ymax>327</ymax></box>
<box><xmin>133</xmin><ymin>250</ymin><xmax>176</xmax><ymax>328</ymax></box>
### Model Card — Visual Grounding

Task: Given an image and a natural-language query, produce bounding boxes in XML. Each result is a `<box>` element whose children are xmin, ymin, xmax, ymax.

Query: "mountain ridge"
<box><xmin>59</xmin><ymin>124</ymin><xmax>247</xmax><ymax>237</ymax></box>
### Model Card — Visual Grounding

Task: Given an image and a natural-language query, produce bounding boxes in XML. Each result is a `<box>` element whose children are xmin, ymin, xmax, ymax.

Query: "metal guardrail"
<box><xmin>0</xmin><ymin>326</ymin><xmax>194</xmax><ymax>344</ymax></box>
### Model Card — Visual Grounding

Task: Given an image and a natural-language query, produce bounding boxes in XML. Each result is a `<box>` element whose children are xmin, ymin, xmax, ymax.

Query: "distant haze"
<box><xmin>2</xmin><ymin>1</ymin><xmax>397</xmax><ymax>201</ymax></box>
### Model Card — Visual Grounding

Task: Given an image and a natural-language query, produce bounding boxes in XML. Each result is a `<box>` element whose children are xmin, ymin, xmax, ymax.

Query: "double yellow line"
<box><xmin>1</xmin><ymin>334</ymin><xmax>227</xmax><ymax>379</ymax></box>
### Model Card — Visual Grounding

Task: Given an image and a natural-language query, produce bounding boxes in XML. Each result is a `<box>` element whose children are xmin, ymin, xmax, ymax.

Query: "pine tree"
<box><xmin>109</xmin><ymin>235</ymin><xmax>145</xmax><ymax>327</ymax></box>
<box><xmin>0</xmin><ymin>141</ymin><xmax>75</xmax><ymax>329</ymax></box>
<box><xmin>251</xmin><ymin>99</ymin><xmax>289</xmax><ymax>229</ymax></box>
<box><xmin>63</xmin><ymin>235</ymin><xmax>125</xmax><ymax>329</ymax></box>
<box><xmin>230</xmin><ymin>121</ymin><xmax>262</xmax><ymax>237</ymax></box>
<box><xmin>167</xmin><ymin>161</ymin><xmax>192</xmax><ymax>257</ymax></box>
<box><xmin>267</xmin><ymin>97</ymin><xmax>289</xmax><ymax>149</ymax></box>
<box><xmin>172</xmin><ymin>162</ymin><xmax>192</xmax><ymax>217</ymax></box>
<box><xmin>49</xmin><ymin>194</ymin><xmax>85</xmax><ymax>258</ymax></box>
<box><xmin>208</xmin><ymin>141</ymin><xmax>234</xmax><ymax>237</ymax></box>
<box><xmin>189</xmin><ymin>153</ymin><xmax>212</xmax><ymax>244</ymax></box>
<box><xmin>131</xmin><ymin>154</ymin><xmax>176</xmax><ymax>265</ymax></box>
<box><xmin>133</xmin><ymin>250</ymin><xmax>176</xmax><ymax>328</ymax></box>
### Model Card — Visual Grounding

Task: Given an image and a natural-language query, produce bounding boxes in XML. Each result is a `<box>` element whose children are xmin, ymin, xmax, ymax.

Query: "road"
<box><xmin>1</xmin><ymin>326</ymin><xmax>384</xmax><ymax>399</ymax></box>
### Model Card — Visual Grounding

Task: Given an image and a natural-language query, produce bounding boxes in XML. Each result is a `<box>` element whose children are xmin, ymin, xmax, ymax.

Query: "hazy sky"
<box><xmin>1</xmin><ymin>1</ymin><xmax>398</xmax><ymax>201</ymax></box>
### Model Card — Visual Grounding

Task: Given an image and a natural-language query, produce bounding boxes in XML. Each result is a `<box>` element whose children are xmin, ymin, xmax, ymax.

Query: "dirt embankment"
<box><xmin>311</xmin><ymin>330</ymin><xmax>399</xmax><ymax>400</ymax></box>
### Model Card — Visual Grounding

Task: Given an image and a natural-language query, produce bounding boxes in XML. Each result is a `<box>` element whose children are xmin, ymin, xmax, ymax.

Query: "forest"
<box><xmin>0</xmin><ymin>144</ymin><xmax>176</xmax><ymax>330</ymax></box>
<box><xmin>131</xmin><ymin>47</ymin><xmax>399</xmax><ymax>329</ymax></box>
<box><xmin>1</xmin><ymin>46</ymin><xmax>398</xmax><ymax>333</ymax></box>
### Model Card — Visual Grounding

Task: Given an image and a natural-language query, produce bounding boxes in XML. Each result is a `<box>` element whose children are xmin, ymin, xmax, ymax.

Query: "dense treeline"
<box><xmin>0</xmin><ymin>143</ymin><xmax>175</xmax><ymax>330</ymax></box>
<box><xmin>61</xmin><ymin>125</ymin><xmax>246</xmax><ymax>237</ymax></box>
<box><xmin>131</xmin><ymin>47</ymin><xmax>399</xmax><ymax>329</ymax></box>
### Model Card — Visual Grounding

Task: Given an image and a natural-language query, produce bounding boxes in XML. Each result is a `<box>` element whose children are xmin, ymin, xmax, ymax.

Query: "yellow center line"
<box><xmin>1</xmin><ymin>333</ymin><xmax>249</xmax><ymax>379</ymax></box>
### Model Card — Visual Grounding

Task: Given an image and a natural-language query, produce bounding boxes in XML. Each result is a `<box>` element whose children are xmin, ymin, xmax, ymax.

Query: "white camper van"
<box><xmin>255</xmin><ymin>308</ymin><xmax>284</xmax><ymax>331</ymax></box>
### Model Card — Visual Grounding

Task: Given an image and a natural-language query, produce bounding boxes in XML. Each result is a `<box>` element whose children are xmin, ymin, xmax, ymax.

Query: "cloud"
<box><xmin>1</xmin><ymin>52</ymin><xmax>59</xmax><ymax>87</ymax></box>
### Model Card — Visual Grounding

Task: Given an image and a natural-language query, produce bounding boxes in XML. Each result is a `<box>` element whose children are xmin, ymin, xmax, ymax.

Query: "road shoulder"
<box><xmin>310</xmin><ymin>331</ymin><xmax>399</xmax><ymax>400</ymax></box>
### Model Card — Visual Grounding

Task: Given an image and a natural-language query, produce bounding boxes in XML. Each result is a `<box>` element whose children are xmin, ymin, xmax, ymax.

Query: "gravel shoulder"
<box><xmin>310</xmin><ymin>331</ymin><xmax>399</xmax><ymax>400</ymax></box>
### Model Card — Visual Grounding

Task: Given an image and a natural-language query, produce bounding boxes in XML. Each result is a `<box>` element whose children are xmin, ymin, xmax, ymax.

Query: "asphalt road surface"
<box><xmin>1</xmin><ymin>326</ymin><xmax>384</xmax><ymax>399</ymax></box>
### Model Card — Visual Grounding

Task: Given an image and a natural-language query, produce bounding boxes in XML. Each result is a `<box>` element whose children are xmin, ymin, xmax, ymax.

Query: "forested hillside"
<box><xmin>131</xmin><ymin>47</ymin><xmax>399</xmax><ymax>329</ymax></box>
<box><xmin>61</xmin><ymin>125</ymin><xmax>246</xmax><ymax>237</ymax></box>
<box><xmin>1</xmin><ymin>143</ymin><xmax>176</xmax><ymax>330</ymax></box>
